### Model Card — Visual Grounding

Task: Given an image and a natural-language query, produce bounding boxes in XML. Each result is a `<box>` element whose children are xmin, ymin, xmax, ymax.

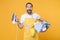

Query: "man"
<box><xmin>16</xmin><ymin>2</ymin><xmax>46</xmax><ymax>29</ymax></box>
<box><xmin>16</xmin><ymin>2</ymin><xmax>48</xmax><ymax>40</ymax></box>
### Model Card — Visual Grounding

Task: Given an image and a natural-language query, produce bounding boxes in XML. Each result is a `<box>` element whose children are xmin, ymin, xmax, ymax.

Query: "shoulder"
<box><xmin>21</xmin><ymin>13</ymin><xmax>27</xmax><ymax>17</ymax></box>
<box><xmin>33</xmin><ymin>13</ymin><xmax>41</xmax><ymax>19</ymax></box>
<box><xmin>33</xmin><ymin>13</ymin><xmax>40</xmax><ymax>16</ymax></box>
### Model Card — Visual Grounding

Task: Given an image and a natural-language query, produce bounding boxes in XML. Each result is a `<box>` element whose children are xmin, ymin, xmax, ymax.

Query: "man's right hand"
<box><xmin>16</xmin><ymin>18</ymin><xmax>23</xmax><ymax>29</ymax></box>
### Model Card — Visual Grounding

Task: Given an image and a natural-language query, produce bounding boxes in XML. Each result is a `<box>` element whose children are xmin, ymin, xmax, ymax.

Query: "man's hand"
<box><xmin>16</xmin><ymin>18</ymin><xmax>23</xmax><ymax>29</ymax></box>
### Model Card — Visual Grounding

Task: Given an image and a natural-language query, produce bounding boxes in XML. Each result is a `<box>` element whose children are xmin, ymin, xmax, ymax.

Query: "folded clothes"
<box><xmin>34</xmin><ymin>21</ymin><xmax>50</xmax><ymax>32</ymax></box>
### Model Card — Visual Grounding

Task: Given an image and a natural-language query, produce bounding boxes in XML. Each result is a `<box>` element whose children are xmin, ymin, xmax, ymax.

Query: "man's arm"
<box><xmin>16</xmin><ymin>18</ymin><xmax>24</xmax><ymax>29</ymax></box>
<box><xmin>38</xmin><ymin>18</ymin><xmax>44</xmax><ymax>22</ymax></box>
<box><xmin>38</xmin><ymin>18</ymin><xmax>49</xmax><ymax>30</ymax></box>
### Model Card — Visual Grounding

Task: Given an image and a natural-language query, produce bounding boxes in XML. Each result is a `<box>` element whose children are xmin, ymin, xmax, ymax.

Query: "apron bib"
<box><xmin>23</xmin><ymin>18</ymin><xmax>39</xmax><ymax>40</ymax></box>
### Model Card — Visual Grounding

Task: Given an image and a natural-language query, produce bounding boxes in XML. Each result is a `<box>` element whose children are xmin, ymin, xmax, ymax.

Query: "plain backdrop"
<box><xmin>0</xmin><ymin>0</ymin><xmax>60</xmax><ymax>40</ymax></box>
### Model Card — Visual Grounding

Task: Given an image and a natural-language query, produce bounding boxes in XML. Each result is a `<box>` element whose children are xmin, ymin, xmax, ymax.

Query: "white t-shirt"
<box><xmin>20</xmin><ymin>13</ymin><xmax>41</xmax><ymax>24</ymax></box>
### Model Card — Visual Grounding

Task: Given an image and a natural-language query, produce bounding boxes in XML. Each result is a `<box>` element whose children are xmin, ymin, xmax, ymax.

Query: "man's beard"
<box><xmin>27</xmin><ymin>9</ymin><xmax>32</xmax><ymax>15</ymax></box>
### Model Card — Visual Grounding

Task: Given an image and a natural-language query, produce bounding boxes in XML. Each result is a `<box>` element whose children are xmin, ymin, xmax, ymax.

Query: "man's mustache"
<box><xmin>27</xmin><ymin>9</ymin><xmax>32</xmax><ymax>11</ymax></box>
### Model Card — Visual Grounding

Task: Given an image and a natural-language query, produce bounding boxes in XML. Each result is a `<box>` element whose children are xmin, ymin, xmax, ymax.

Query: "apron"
<box><xmin>23</xmin><ymin>18</ymin><xmax>39</xmax><ymax>40</ymax></box>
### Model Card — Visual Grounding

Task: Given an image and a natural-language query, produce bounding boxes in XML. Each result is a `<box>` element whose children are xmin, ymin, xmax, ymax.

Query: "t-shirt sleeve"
<box><xmin>36</xmin><ymin>14</ymin><xmax>41</xmax><ymax>19</ymax></box>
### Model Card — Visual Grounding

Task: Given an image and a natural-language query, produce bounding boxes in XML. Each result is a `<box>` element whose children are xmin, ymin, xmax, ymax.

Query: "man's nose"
<box><xmin>28</xmin><ymin>8</ymin><xmax>31</xmax><ymax>9</ymax></box>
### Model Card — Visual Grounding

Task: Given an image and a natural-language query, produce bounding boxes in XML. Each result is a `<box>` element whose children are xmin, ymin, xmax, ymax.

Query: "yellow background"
<box><xmin>0</xmin><ymin>0</ymin><xmax>60</xmax><ymax>40</ymax></box>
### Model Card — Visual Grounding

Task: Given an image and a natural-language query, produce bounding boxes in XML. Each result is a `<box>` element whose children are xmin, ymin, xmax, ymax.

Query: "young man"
<box><xmin>16</xmin><ymin>2</ymin><xmax>45</xmax><ymax>29</ymax></box>
<box><xmin>16</xmin><ymin>2</ymin><xmax>48</xmax><ymax>40</ymax></box>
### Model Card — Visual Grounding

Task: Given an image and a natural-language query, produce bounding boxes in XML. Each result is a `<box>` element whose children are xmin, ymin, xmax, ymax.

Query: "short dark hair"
<box><xmin>26</xmin><ymin>2</ymin><xmax>33</xmax><ymax>7</ymax></box>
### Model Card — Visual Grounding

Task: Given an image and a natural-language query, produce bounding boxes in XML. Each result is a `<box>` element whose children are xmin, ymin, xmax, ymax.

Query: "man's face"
<box><xmin>26</xmin><ymin>4</ymin><xmax>33</xmax><ymax>14</ymax></box>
